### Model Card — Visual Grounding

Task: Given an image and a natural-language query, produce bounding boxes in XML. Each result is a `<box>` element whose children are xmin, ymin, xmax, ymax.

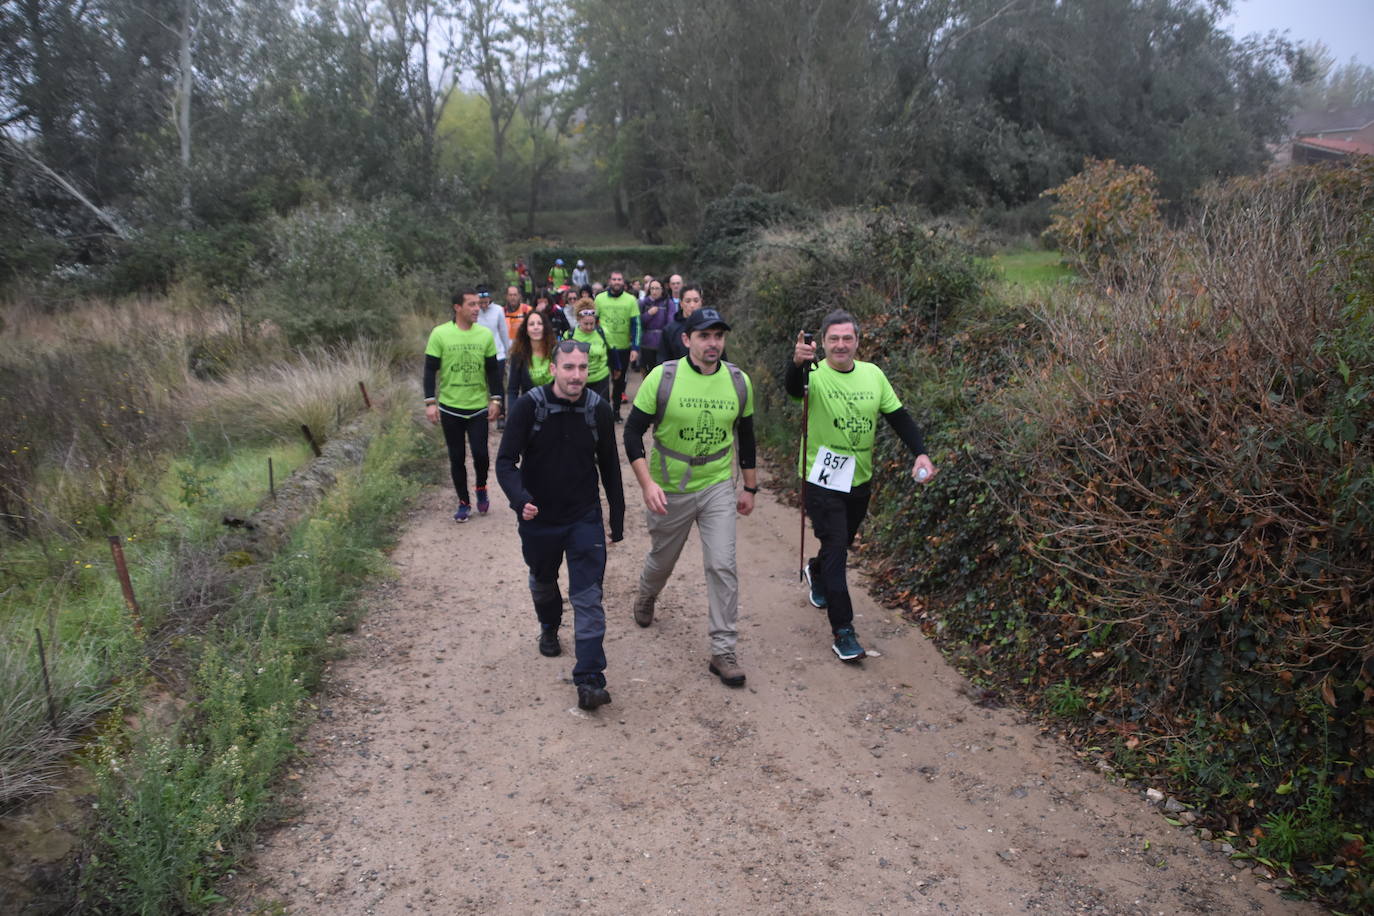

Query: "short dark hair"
<box><xmin>452</xmin><ymin>287</ymin><xmax>478</xmax><ymax>305</ymax></box>
<box><xmin>680</xmin><ymin>283</ymin><xmax>702</xmax><ymax>299</ymax></box>
<box><xmin>820</xmin><ymin>309</ymin><xmax>860</xmax><ymax>339</ymax></box>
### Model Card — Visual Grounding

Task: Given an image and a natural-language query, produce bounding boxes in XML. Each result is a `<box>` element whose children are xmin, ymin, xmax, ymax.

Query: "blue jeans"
<box><xmin>519</xmin><ymin>505</ymin><xmax>608</xmax><ymax>687</ymax></box>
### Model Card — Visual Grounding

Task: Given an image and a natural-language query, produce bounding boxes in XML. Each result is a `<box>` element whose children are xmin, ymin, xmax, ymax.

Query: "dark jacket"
<box><xmin>495</xmin><ymin>384</ymin><xmax>625</xmax><ymax>540</ymax></box>
<box><xmin>638</xmin><ymin>296</ymin><xmax>674</xmax><ymax>350</ymax></box>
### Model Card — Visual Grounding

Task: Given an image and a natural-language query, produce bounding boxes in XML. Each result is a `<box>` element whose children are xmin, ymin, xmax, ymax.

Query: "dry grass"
<box><xmin>186</xmin><ymin>340</ymin><xmax>401</xmax><ymax>448</ymax></box>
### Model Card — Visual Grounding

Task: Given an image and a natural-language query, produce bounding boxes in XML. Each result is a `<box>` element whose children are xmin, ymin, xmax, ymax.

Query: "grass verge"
<box><xmin>78</xmin><ymin>402</ymin><xmax>426</xmax><ymax>913</ymax></box>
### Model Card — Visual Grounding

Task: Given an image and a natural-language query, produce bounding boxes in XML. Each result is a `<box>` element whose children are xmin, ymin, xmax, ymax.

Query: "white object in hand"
<box><xmin>916</xmin><ymin>467</ymin><xmax>929</xmax><ymax>481</ymax></box>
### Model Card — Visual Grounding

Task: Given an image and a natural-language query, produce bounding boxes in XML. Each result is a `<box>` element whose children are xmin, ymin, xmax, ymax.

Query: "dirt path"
<box><xmin>228</xmin><ymin>399</ymin><xmax>1317</xmax><ymax>915</ymax></box>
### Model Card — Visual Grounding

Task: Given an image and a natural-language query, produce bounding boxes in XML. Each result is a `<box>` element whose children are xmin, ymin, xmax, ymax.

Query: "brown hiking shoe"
<box><xmin>633</xmin><ymin>592</ymin><xmax>656</xmax><ymax>628</ymax></box>
<box><xmin>708</xmin><ymin>652</ymin><xmax>746</xmax><ymax>687</ymax></box>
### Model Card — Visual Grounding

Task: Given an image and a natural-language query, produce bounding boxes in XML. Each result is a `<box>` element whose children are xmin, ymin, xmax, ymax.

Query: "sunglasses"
<box><xmin>578</xmin><ymin>309</ymin><xmax>597</xmax><ymax>317</ymax></box>
<box><xmin>555</xmin><ymin>339</ymin><xmax>590</xmax><ymax>353</ymax></box>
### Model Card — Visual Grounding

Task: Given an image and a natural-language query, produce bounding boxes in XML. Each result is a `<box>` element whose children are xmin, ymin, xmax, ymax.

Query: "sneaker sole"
<box><xmin>709</xmin><ymin>662</ymin><xmax>746</xmax><ymax>687</ymax></box>
<box><xmin>802</xmin><ymin>567</ymin><xmax>827</xmax><ymax>609</ymax></box>
<box><xmin>832</xmin><ymin>645</ymin><xmax>867</xmax><ymax>662</ymax></box>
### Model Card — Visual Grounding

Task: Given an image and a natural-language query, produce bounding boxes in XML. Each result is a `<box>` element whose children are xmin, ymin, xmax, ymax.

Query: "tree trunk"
<box><xmin>177</xmin><ymin>0</ymin><xmax>193</xmax><ymax>218</ymax></box>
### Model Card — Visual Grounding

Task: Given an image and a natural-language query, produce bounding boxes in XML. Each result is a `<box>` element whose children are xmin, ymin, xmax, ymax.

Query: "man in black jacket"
<box><xmin>496</xmin><ymin>339</ymin><xmax>626</xmax><ymax>710</ymax></box>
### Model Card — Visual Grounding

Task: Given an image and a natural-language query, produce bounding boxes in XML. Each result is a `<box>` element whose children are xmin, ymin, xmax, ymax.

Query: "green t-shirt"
<box><xmin>794</xmin><ymin>360</ymin><xmax>902</xmax><ymax>487</ymax></box>
<box><xmin>425</xmin><ymin>321</ymin><xmax>497</xmax><ymax>410</ymax></box>
<box><xmin>549</xmin><ymin>266</ymin><xmax>571</xmax><ymax>287</ymax></box>
<box><xmin>635</xmin><ymin>360</ymin><xmax>755</xmax><ymax>493</ymax></box>
<box><xmin>570</xmin><ymin>326</ymin><xmax>610</xmax><ymax>382</ymax></box>
<box><xmin>594</xmin><ymin>290</ymin><xmax>638</xmax><ymax>349</ymax></box>
<box><xmin>527</xmin><ymin>352</ymin><xmax>552</xmax><ymax>387</ymax></box>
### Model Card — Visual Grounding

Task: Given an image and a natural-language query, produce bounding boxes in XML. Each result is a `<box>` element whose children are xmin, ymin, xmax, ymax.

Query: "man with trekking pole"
<box><xmin>788</xmin><ymin>309</ymin><xmax>937</xmax><ymax>662</ymax></box>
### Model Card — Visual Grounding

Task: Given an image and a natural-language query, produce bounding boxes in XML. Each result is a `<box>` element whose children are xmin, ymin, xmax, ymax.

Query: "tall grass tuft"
<box><xmin>186</xmin><ymin>340</ymin><xmax>399</xmax><ymax>450</ymax></box>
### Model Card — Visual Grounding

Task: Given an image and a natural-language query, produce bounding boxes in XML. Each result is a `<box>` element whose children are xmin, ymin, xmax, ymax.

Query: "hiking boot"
<box><xmin>632</xmin><ymin>592</ymin><xmax>656</xmax><ymax>628</ymax></box>
<box><xmin>577</xmin><ymin>684</ymin><xmax>612</xmax><ymax>710</ymax></box>
<box><xmin>475</xmin><ymin>486</ymin><xmax>490</xmax><ymax>514</ymax></box>
<box><xmin>538</xmin><ymin>626</ymin><xmax>561</xmax><ymax>657</ymax></box>
<box><xmin>803</xmin><ymin>562</ymin><xmax>827</xmax><ymax>609</ymax></box>
<box><xmin>709</xmin><ymin>652</ymin><xmax>746</xmax><ymax>687</ymax></box>
<box><xmin>453</xmin><ymin>502</ymin><xmax>472</xmax><ymax>523</ymax></box>
<box><xmin>832</xmin><ymin>627</ymin><xmax>866</xmax><ymax>662</ymax></box>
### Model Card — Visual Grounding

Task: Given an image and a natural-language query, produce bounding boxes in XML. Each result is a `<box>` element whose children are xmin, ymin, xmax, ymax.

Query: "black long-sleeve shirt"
<box><xmin>496</xmin><ymin>385</ymin><xmax>626</xmax><ymax>540</ymax></box>
<box><xmin>784</xmin><ymin>360</ymin><xmax>926</xmax><ymax>457</ymax></box>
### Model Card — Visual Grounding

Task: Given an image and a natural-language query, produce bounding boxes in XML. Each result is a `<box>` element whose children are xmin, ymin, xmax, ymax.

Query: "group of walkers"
<box><xmin>423</xmin><ymin>264</ymin><xmax>937</xmax><ymax>711</ymax></box>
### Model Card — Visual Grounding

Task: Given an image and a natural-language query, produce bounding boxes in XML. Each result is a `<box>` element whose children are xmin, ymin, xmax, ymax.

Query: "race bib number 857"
<box><xmin>807</xmin><ymin>445</ymin><xmax>856</xmax><ymax>492</ymax></box>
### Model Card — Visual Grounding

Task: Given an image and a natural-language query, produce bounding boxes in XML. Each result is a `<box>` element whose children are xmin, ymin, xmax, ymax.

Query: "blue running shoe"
<box><xmin>475</xmin><ymin>486</ymin><xmax>490</xmax><ymax>514</ymax></box>
<box><xmin>453</xmin><ymin>502</ymin><xmax>472</xmax><ymax>523</ymax></box>
<box><xmin>803</xmin><ymin>563</ymin><xmax>827</xmax><ymax>609</ymax></box>
<box><xmin>832</xmin><ymin>627</ymin><xmax>866</xmax><ymax>662</ymax></box>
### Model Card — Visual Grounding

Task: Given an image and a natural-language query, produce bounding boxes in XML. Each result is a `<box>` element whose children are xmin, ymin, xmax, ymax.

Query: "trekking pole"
<box><xmin>799</xmin><ymin>363</ymin><xmax>810</xmax><ymax>582</ymax></box>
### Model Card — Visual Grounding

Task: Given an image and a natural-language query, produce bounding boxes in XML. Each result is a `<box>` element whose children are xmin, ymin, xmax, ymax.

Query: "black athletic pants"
<box><xmin>439</xmin><ymin>407</ymin><xmax>489</xmax><ymax>504</ymax></box>
<box><xmin>804</xmin><ymin>481</ymin><xmax>872</xmax><ymax>633</ymax></box>
<box><xmin>609</xmin><ymin>348</ymin><xmax>630</xmax><ymax>407</ymax></box>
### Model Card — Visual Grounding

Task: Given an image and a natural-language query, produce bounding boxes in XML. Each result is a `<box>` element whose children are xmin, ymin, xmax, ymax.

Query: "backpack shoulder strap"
<box><xmin>583</xmin><ymin>390</ymin><xmax>602</xmax><ymax>444</ymax></box>
<box><xmin>527</xmin><ymin>385</ymin><xmax>549</xmax><ymax>435</ymax></box>
<box><xmin>653</xmin><ymin>359</ymin><xmax>680</xmax><ymax>428</ymax></box>
<box><xmin>724</xmin><ymin>362</ymin><xmax>748</xmax><ymax>418</ymax></box>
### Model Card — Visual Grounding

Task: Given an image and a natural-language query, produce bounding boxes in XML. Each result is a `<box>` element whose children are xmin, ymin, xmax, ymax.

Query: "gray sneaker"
<box><xmin>708</xmin><ymin>652</ymin><xmax>746</xmax><ymax>687</ymax></box>
<box><xmin>633</xmin><ymin>592</ymin><xmax>656</xmax><ymax>628</ymax></box>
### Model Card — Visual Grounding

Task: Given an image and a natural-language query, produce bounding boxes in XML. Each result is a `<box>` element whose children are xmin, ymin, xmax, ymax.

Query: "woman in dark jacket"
<box><xmin>636</xmin><ymin>278</ymin><xmax>673</xmax><ymax>373</ymax></box>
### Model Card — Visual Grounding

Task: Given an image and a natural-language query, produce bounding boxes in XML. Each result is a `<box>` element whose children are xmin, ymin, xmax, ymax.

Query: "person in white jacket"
<box><xmin>571</xmin><ymin>259</ymin><xmax>590</xmax><ymax>289</ymax></box>
<box><xmin>475</xmin><ymin>286</ymin><xmax>513</xmax><ymax>427</ymax></box>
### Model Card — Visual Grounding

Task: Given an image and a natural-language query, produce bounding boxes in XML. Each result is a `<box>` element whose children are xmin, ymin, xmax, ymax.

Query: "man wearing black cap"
<box><xmin>623</xmin><ymin>307</ymin><xmax>757</xmax><ymax>687</ymax></box>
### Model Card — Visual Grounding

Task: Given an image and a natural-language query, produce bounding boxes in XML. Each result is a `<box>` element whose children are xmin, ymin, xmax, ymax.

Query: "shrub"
<box><xmin>1042</xmin><ymin>158</ymin><xmax>1165</xmax><ymax>283</ymax></box>
<box><xmin>691</xmin><ymin>184</ymin><xmax>811</xmax><ymax>295</ymax></box>
<box><xmin>250</xmin><ymin>204</ymin><xmax>398</xmax><ymax>346</ymax></box>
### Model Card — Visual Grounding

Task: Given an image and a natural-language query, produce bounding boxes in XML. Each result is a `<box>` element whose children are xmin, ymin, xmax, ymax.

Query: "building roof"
<box><xmin>1292</xmin><ymin>136</ymin><xmax>1374</xmax><ymax>156</ymax></box>
<box><xmin>1290</xmin><ymin>103</ymin><xmax>1374</xmax><ymax>136</ymax></box>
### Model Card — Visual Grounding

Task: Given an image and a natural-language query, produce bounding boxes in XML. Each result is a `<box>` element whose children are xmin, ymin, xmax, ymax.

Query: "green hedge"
<box><xmin>525</xmin><ymin>245</ymin><xmax>689</xmax><ymax>286</ymax></box>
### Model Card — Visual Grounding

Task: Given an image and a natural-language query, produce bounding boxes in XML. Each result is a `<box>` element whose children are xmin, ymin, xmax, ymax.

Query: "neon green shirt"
<box><xmin>570</xmin><ymin>326</ymin><xmax>610</xmax><ymax>382</ymax></box>
<box><xmin>594</xmin><ymin>290</ymin><xmax>638</xmax><ymax>349</ymax></box>
<box><xmin>425</xmin><ymin>321</ymin><xmax>497</xmax><ymax>410</ymax></box>
<box><xmin>635</xmin><ymin>360</ymin><xmax>754</xmax><ymax>493</ymax></box>
<box><xmin>794</xmin><ymin>360</ymin><xmax>902</xmax><ymax>487</ymax></box>
<box><xmin>527</xmin><ymin>352</ymin><xmax>552</xmax><ymax>387</ymax></box>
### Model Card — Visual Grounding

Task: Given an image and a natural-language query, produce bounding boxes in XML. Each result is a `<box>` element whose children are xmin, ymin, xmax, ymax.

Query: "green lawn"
<box><xmin>986</xmin><ymin>248</ymin><xmax>1076</xmax><ymax>289</ymax></box>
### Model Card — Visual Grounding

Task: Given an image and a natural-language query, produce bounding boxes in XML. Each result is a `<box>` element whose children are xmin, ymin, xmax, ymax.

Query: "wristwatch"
<box><xmin>743</xmin><ymin>485</ymin><xmax>759</xmax><ymax>494</ymax></box>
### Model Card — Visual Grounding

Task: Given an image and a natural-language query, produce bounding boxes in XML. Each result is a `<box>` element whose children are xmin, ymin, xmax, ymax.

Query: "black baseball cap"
<box><xmin>683</xmin><ymin>308</ymin><xmax>731</xmax><ymax>332</ymax></box>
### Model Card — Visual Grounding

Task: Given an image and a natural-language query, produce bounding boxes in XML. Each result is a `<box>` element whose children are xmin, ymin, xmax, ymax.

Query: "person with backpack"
<box><xmin>565</xmin><ymin>296</ymin><xmax>612</xmax><ymax>400</ymax></box>
<box><xmin>496</xmin><ymin>339</ymin><xmax>625</xmax><ymax>711</ymax></box>
<box><xmin>788</xmin><ymin>309</ymin><xmax>937</xmax><ymax>662</ymax></box>
<box><xmin>623</xmin><ymin>308</ymin><xmax>757</xmax><ymax>688</ymax></box>
<box><xmin>547</xmin><ymin>258</ymin><xmax>571</xmax><ymax>289</ymax></box>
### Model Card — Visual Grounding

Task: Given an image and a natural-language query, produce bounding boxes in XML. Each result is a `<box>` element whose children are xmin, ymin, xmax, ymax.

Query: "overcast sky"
<box><xmin>1223</xmin><ymin>0</ymin><xmax>1371</xmax><ymax>66</ymax></box>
